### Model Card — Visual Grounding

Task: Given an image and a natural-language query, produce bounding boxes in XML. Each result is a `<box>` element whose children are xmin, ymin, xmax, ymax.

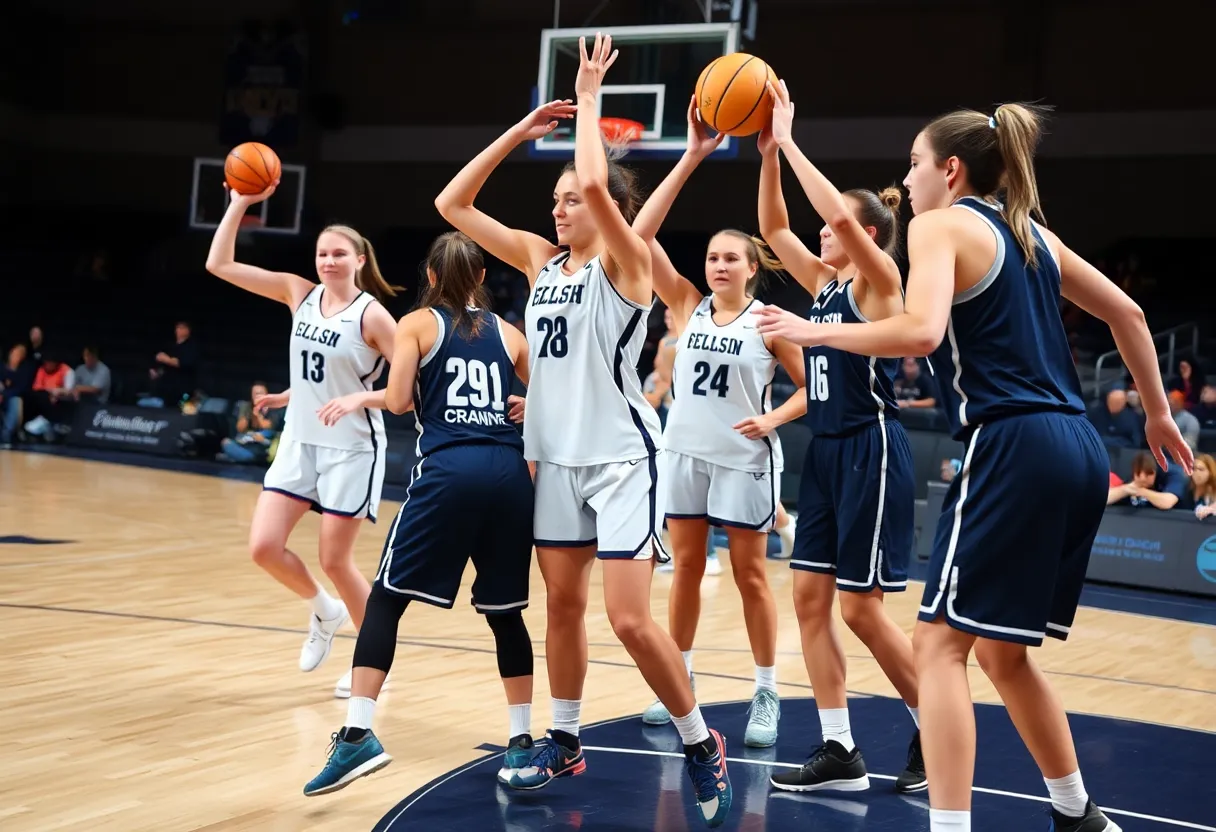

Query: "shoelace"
<box><xmin>685</xmin><ymin>749</ymin><xmax>723</xmax><ymax>801</ymax></box>
<box><xmin>748</xmin><ymin>690</ymin><xmax>779</xmax><ymax>725</ymax></box>
<box><xmin>526</xmin><ymin>737</ymin><xmax>567</xmax><ymax>774</ymax></box>
<box><xmin>323</xmin><ymin>731</ymin><xmax>342</xmax><ymax>762</ymax></box>
<box><xmin>800</xmin><ymin>743</ymin><xmax>832</xmax><ymax>769</ymax></box>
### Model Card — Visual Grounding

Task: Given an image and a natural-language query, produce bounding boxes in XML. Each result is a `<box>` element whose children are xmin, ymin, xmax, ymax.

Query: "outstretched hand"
<box><xmin>514</xmin><ymin>99</ymin><xmax>578</xmax><ymax>141</ymax></box>
<box><xmin>253</xmin><ymin>390</ymin><xmax>289</xmax><ymax>415</ymax></box>
<box><xmin>765</xmin><ymin>79</ymin><xmax>794</xmax><ymax>146</ymax></box>
<box><xmin>753</xmin><ymin>304</ymin><xmax>818</xmax><ymax>346</ymax></box>
<box><xmin>686</xmin><ymin>94</ymin><xmax>726</xmax><ymax>159</ymax></box>
<box><xmin>574</xmin><ymin>32</ymin><xmax>619</xmax><ymax>99</ymax></box>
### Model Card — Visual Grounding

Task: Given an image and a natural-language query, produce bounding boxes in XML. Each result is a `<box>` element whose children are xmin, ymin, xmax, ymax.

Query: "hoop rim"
<box><xmin>598</xmin><ymin>116</ymin><xmax>646</xmax><ymax>143</ymax></box>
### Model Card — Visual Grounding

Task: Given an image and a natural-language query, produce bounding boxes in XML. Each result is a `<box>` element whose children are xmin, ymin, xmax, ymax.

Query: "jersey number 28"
<box><xmin>535</xmin><ymin>316</ymin><xmax>569</xmax><ymax>358</ymax></box>
<box><xmin>446</xmin><ymin>357</ymin><xmax>505</xmax><ymax>411</ymax></box>
<box><xmin>807</xmin><ymin>355</ymin><xmax>830</xmax><ymax>401</ymax></box>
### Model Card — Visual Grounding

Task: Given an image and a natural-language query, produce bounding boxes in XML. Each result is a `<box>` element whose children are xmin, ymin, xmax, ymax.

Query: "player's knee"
<box><xmin>352</xmin><ymin>585</ymin><xmax>409</xmax><ymax>673</ymax></box>
<box><xmin>606</xmin><ymin>605</ymin><xmax>649</xmax><ymax>648</ymax></box>
<box><xmin>486</xmin><ymin>611</ymin><xmax>533</xmax><ymax>679</ymax></box>
<box><xmin>730</xmin><ymin>561</ymin><xmax>769</xmax><ymax>601</ymax></box>
<box><xmin>672</xmin><ymin>553</ymin><xmax>706</xmax><ymax>580</ymax></box>
<box><xmin>913</xmin><ymin>619</ymin><xmax>971</xmax><ymax>672</ymax></box>
<box><xmin>545</xmin><ymin>585</ymin><xmax>587</xmax><ymax>627</ymax></box>
<box><xmin>792</xmin><ymin>576</ymin><xmax>834</xmax><ymax>623</ymax></box>
<box><xmin>974</xmin><ymin>639</ymin><xmax>1028</xmax><ymax>684</ymax></box>
<box><xmin>838</xmin><ymin>592</ymin><xmax>882</xmax><ymax>638</ymax></box>
<box><xmin>318</xmin><ymin>546</ymin><xmax>353</xmax><ymax>580</ymax></box>
<box><xmin>248</xmin><ymin>534</ymin><xmax>284</xmax><ymax>569</ymax></box>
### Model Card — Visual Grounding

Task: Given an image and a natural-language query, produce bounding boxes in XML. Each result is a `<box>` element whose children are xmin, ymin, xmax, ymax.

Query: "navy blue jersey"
<box><xmin>804</xmin><ymin>279</ymin><xmax>901</xmax><ymax>437</ymax></box>
<box><xmin>929</xmin><ymin>197</ymin><xmax>1086</xmax><ymax>441</ymax></box>
<box><xmin>413</xmin><ymin>307</ymin><xmax>524</xmax><ymax>457</ymax></box>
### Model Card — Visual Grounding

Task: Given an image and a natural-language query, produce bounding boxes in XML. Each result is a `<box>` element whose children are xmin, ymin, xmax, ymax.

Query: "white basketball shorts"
<box><xmin>665</xmin><ymin>450</ymin><xmax>780</xmax><ymax>532</ymax></box>
<box><xmin>263</xmin><ymin>437</ymin><xmax>386</xmax><ymax>522</ymax></box>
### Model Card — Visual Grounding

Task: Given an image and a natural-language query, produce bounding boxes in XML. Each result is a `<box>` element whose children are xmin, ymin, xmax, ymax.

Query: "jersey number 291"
<box><xmin>445</xmin><ymin>357</ymin><xmax>506</xmax><ymax>411</ymax></box>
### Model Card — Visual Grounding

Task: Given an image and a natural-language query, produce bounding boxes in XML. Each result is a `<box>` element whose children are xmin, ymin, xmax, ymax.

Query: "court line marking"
<box><xmin>578</xmin><ymin>744</ymin><xmax>1216</xmax><ymax>831</ymax></box>
<box><xmin>2</xmin><ymin>601</ymin><xmax>1212</xmax><ymax>701</ymax></box>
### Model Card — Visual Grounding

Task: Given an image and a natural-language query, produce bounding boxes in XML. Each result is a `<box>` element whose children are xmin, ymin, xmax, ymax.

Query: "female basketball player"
<box><xmin>206</xmin><ymin>183</ymin><xmax>400</xmax><ymax>699</ymax></box>
<box><xmin>303</xmin><ymin>231</ymin><xmax>538</xmax><ymax>796</ymax></box>
<box><xmin>628</xmin><ymin>96</ymin><xmax>807</xmax><ymax>749</ymax></box>
<box><xmin>435</xmin><ymin>33</ymin><xmax>732</xmax><ymax>827</ymax></box>
<box><xmin>754</xmin><ymin>102</ymin><xmax>1192</xmax><ymax>832</ymax></box>
<box><xmin>753</xmin><ymin>80</ymin><xmax>925</xmax><ymax>794</ymax></box>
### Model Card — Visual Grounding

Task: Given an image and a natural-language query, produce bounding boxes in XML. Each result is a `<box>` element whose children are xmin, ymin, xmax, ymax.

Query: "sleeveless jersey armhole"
<box><xmin>419</xmin><ymin>309</ymin><xmax>446</xmax><ymax>368</ymax></box>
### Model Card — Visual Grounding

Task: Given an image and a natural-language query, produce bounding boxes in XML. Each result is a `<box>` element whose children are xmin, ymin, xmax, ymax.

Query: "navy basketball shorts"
<box><xmin>790</xmin><ymin>418</ymin><xmax>915</xmax><ymax>593</ymax></box>
<box><xmin>374</xmin><ymin>444</ymin><xmax>534</xmax><ymax>614</ymax></box>
<box><xmin>918</xmin><ymin>411</ymin><xmax>1109</xmax><ymax>646</ymax></box>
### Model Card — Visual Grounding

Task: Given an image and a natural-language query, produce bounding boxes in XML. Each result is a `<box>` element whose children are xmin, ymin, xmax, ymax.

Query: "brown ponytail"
<box><xmin>417</xmin><ymin>231</ymin><xmax>491</xmax><ymax>337</ymax></box>
<box><xmin>321</xmin><ymin>224</ymin><xmax>405</xmax><ymax>304</ymax></box>
<box><xmin>845</xmin><ymin>186</ymin><xmax>903</xmax><ymax>256</ymax></box>
<box><xmin>713</xmin><ymin>229</ymin><xmax>784</xmax><ymax>294</ymax></box>
<box><xmin>921</xmin><ymin>103</ymin><xmax>1050</xmax><ymax>267</ymax></box>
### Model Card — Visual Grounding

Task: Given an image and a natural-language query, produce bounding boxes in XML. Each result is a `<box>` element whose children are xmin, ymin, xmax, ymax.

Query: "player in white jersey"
<box><xmin>436</xmin><ymin>34</ymin><xmax>732</xmax><ymax>827</ymax></box>
<box><xmin>628</xmin><ymin>97</ymin><xmax>808</xmax><ymax>751</ymax></box>
<box><xmin>206</xmin><ymin>181</ymin><xmax>400</xmax><ymax>698</ymax></box>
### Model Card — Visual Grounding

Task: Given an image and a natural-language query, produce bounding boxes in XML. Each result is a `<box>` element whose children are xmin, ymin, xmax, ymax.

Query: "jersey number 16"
<box><xmin>807</xmin><ymin>355</ymin><xmax>830</xmax><ymax>401</ymax></box>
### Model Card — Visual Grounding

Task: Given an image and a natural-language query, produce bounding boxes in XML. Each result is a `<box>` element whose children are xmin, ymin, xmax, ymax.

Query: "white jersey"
<box><xmin>664</xmin><ymin>296</ymin><xmax>784</xmax><ymax>473</ymax></box>
<box><xmin>284</xmin><ymin>285</ymin><xmax>386</xmax><ymax>451</ymax></box>
<box><xmin>523</xmin><ymin>253</ymin><xmax>662</xmax><ymax>466</ymax></box>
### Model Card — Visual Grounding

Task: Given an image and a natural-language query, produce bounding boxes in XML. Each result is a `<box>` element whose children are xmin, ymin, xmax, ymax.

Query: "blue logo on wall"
<box><xmin>1198</xmin><ymin>535</ymin><xmax>1216</xmax><ymax>583</ymax></box>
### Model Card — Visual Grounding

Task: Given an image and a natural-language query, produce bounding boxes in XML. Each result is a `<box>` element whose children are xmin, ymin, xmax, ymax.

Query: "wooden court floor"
<box><xmin>2</xmin><ymin>452</ymin><xmax>1214</xmax><ymax>831</ymax></box>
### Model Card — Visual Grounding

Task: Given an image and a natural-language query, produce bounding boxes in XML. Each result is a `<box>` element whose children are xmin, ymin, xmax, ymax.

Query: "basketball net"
<box><xmin>598</xmin><ymin>117</ymin><xmax>645</xmax><ymax>146</ymax></box>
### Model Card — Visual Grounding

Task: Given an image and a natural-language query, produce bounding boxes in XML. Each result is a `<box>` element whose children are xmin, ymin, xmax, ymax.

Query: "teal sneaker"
<box><xmin>743</xmin><ymin>688</ymin><xmax>781</xmax><ymax>748</ymax></box>
<box><xmin>642</xmin><ymin>674</ymin><xmax>694</xmax><ymax>726</ymax></box>
<box><xmin>497</xmin><ymin>733</ymin><xmax>535</xmax><ymax>785</ymax></box>
<box><xmin>303</xmin><ymin>729</ymin><xmax>393</xmax><ymax>796</ymax></box>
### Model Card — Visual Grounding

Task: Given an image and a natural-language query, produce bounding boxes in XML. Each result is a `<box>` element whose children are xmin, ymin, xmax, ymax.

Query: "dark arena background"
<box><xmin>1</xmin><ymin>1</ymin><xmax>1214</xmax><ymax>830</ymax></box>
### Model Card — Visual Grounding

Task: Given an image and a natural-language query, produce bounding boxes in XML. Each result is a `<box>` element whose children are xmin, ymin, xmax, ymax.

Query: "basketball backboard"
<box><xmin>189</xmin><ymin>157</ymin><xmax>306</xmax><ymax>235</ymax></box>
<box><xmin>530</xmin><ymin>23</ymin><xmax>740</xmax><ymax>160</ymax></box>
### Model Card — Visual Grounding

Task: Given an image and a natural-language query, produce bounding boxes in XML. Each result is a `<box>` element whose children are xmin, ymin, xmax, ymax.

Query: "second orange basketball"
<box><xmin>224</xmin><ymin>142</ymin><xmax>282</xmax><ymax>195</ymax></box>
<box><xmin>695</xmin><ymin>52</ymin><xmax>779</xmax><ymax>137</ymax></box>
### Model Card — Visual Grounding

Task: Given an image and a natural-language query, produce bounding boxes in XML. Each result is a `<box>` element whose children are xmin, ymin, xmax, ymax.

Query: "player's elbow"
<box><xmin>907</xmin><ymin>327</ymin><xmax>942</xmax><ymax>358</ymax></box>
<box><xmin>205</xmin><ymin>259</ymin><xmax>230</xmax><ymax>278</ymax></box>
<box><xmin>385</xmin><ymin>389</ymin><xmax>411</xmax><ymax>415</ymax></box>
<box><xmin>827</xmin><ymin>212</ymin><xmax>854</xmax><ymax>235</ymax></box>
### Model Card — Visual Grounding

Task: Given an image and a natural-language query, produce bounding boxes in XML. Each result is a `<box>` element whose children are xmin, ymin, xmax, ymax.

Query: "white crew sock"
<box><xmin>1045</xmin><ymin>771</ymin><xmax>1090</xmax><ymax>817</ymax></box>
<box><xmin>508</xmin><ymin>704</ymin><xmax>531</xmax><ymax>739</ymax></box>
<box><xmin>552</xmin><ymin>698</ymin><xmax>581</xmax><ymax>737</ymax></box>
<box><xmin>929</xmin><ymin>808</ymin><xmax>970</xmax><ymax>830</ymax></box>
<box><xmin>819</xmin><ymin>707</ymin><xmax>855</xmax><ymax>752</ymax></box>
<box><xmin>754</xmin><ymin>665</ymin><xmax>777</xmax><ymax>692</ymax></box>
<box><xmin>346</xmin><ymin>696</ymin><xmax>376</xmax><ymax>731</ymax></box>
<box><xmin>671</xmin><ymin>705</ymin><xmax>711</xmax><ymax>746</ymax></box>
<box><xmin>309</xmin><ymin>586</ymin><xmax>342</xmax><ymax>619</ymax></box>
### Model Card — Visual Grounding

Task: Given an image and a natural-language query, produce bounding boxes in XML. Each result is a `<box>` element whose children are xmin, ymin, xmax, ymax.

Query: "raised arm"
<box><xmin>753</xmin><ymin>210</ymin><xmax>956</xmax><ymax>356</ymax></box>
<box><xmin>631</xmin><ymin>96</ymin><xmax>723</xmax><ymax>324</ymax></box>
<box><xmin>757</xmin><ymin>128</ymin><xmax>832</xmax><ymax>295</ymax></box>
<box><xmin>205</xmin><ymin>185</ymin><xmax>315</xmax><ymax>310</ymax></box>
<box><xmin>1048</xmin><ymin>230</ymin><xmax>1193</xmax><ymax>473</ymax></box>
<box><xmin>435</xmin><ymin>102</ymin><xmax>573</xmax><ymax>283</ymax></box>
<box><xmin>573</xmin><ymin>34</ymin><xmax>652</xmax><ymax>305</ymax></box>
<box><xmin>767</xmin><ymin>80</ymin><xmax>901</xmax><ymax>301</ymax></box>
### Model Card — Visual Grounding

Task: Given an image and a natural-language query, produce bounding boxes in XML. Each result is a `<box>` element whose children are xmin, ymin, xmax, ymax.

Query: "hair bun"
<box><xmin>877</xmin><ymin>186</ymin><xmax>903</xmax><ymax>212</ymax></box>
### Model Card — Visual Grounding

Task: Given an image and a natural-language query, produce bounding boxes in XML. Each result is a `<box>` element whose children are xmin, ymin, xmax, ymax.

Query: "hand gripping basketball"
<box><xmin>575</xmin><ymin>32</ymin><xmax>619</xmax><ymax>99</ymax></box>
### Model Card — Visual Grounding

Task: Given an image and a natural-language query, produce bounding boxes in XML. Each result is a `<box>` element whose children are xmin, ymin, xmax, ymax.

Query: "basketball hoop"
<box><xmin>237</xmin><ymin>213</ymin><xmax>264</xmax><ymax>244</ymax></box>
<box><xmin>599</xmin><ymin>117</ymin><xmax>645</xmax><ymax>145</ymax></box>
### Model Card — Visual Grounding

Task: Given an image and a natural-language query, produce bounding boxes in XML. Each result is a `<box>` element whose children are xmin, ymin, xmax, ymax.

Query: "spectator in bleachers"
<box><xmin>1106</xmin><ymin>451</ymin><xmax>1186</xmax><ymax>510</ymax></box>
<box><xmin>1168</xmin><ymin>358</ymin><xmax>1203</xmax><ymax>407</ymax></box>
<box><xmin>940</xmin><ymin>457</ymin><xmax>961</xmax><ymax>483</ymax></box>
<box><xmin>219</xmin><ymin>381</ymin><xmax>282</xmax><ymax>465</ymax></box>
<box><xmin>1192</xmin><ymin>384</ymin><xmax>1216</xmax><ymax>430</ymax></box>
<box><xmin>1169</xmin><ymin>390</ymin><xmax>1200</xmax><ymax>451</ymax></box>
<box><xmin>72</xmin><ymin>346</ymin><xmax>111</xmax><ymax>404</ymax></box>
<box><xmin>25</xmin><ymin>326</ymin><xmax>44</xmax><ymax>366</ymax></box>
<box><xmin>894</xmin><ymin>356</ymin><xmax>936</xmax><ymax>408</ymax></box>
<box><xmin>146</xmin><ymin>320</ymin><xmax>199</xmax><ymax>407</ymax></box>
<box><xmin>1181</xmin><ymin>453</ymin><xmax>1215</xmax><ymax>520</ymax></box>
<box><xmin>23</xmin><ymin>354</ymin><xmax>74</xmax><ymax>439</ymax></box>
<box><xmin>1</xmin><ymin>344</ymin><xmax>33</xmax><ymax>448</ymax></box>
<box><xmin>1088</xmin><ymin>388</ymin><xmax>1141</xmax><ymax>448</ymax></box>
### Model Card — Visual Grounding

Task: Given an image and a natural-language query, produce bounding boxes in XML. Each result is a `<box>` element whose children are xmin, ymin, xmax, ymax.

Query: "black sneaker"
<box><xmin>769</xmin><ymin>740</ymin><xmax>869</xmax><ymax>792</ymax></box>
<box><xmin>1050</xmin><ymin>800</ymin><xmax>1123</xmax><ymax>832</ymax></box>
<box><xmin>894</xmin><ymin>730</ymin><xmax>927</xmax><ymax>793</ymax></box>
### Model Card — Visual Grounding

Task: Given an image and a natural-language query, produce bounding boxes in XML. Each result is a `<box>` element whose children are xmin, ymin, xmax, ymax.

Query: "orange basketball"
<box><xmin>224</xmin><ymin>142</ymin><xmax>281</xmax><ymax>195</ymax></box>
<box><xmin>695</xmin><ymin>52</ymin><xmax>779</xmax><ymax>137</ymax></box>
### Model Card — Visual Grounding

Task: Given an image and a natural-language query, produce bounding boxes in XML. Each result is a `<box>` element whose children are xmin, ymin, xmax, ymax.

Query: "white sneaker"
<box><xmin>704</xmin><ymin>553</ymin><xmax>723</xmax><ymax>576</ymax></box>
<box><xmin>775</xmin><ymin>522</ymin><xmax>795</xmax><ymax>559</ymax></box>
<box><xmin>299</xmin><ymin>604</ymin><xmax>348</xmax><ymax>672</ymax></box>
<box><xmin>334</xmin><ymin>668</ymin><xmax>392</xmax><ymax>699</ymax></box>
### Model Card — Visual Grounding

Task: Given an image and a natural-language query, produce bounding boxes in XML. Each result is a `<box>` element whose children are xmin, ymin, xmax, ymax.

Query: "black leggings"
<box><xmin>352</xmin><ymin>582</ymin><xmax>533</xmax><ymax>678</ymax></box>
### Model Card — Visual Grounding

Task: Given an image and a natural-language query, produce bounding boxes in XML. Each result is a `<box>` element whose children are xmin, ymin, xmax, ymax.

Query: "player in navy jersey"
<box><xmin>752</xmin><ymin>80</ymin><xmax>925</xmax><ymax>794</ymax></box>
<box><xmin>304</xmin><ymin>231</ymin><xmax>538</xmax><ymax>796</ymax></box>
<box><xmin>755</xmin><ymin>104</ymin><xmax>1192</xmax><ymax>832</ymax></box>
<box><xmin>629</xmin><ymin>97</ymin><xmax>808</xmax><ymax>750</ymax></box>
<box><xmin>436</xmin><ymin>35</ymin><xmax>732</xmax><ymax>828</ymax></box>
<box><xmin>206</xmin><ymin>182</ymin><xmax>402</xmax><ymax>700</ymax></box>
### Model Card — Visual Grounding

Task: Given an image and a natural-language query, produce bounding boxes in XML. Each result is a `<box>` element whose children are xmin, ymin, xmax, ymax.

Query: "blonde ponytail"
<box><xmin>991</xmin><ymin>104</ymin><xmax>1046</xmax><ymax>268</ymax></box>
<box><xmin>322</xmin><ymin>224</ymin><xmax>404</xmax><ymax>304</ymax></box>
